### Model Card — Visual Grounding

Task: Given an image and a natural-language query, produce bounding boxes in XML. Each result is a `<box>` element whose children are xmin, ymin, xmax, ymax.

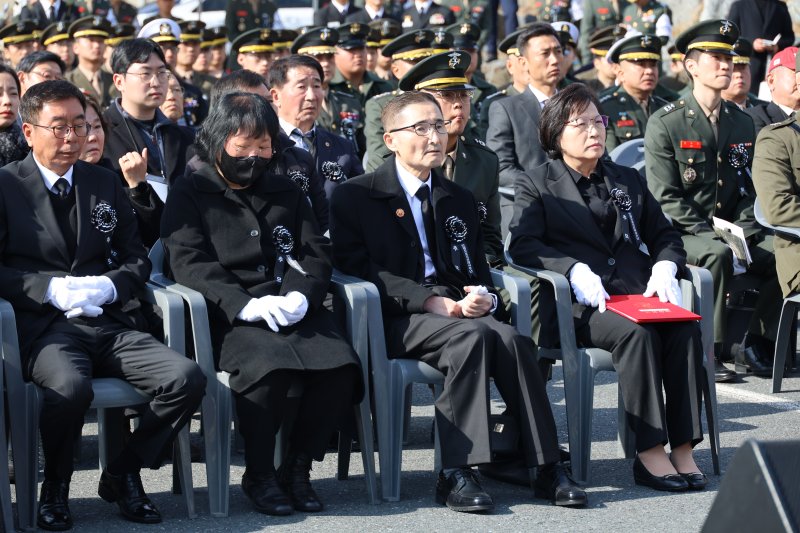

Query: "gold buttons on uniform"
<box><xmin>688</xmin><ymin>158</ymin><xmax>694</xmax><ymax>164</ymax></box>
<box><xmin>716</xmin><ymin>202</ymin><xmax>722</xmax><ymax>209</ymax></box>
<box><xmin>718</xmin><ymin>180</ymin><xmax>723</xmax><ymax>186</ymax></box>
<box><xmin>625</xmin><ymin>132</ymin><xmax>632</xmax><ymax>138</ymax></box>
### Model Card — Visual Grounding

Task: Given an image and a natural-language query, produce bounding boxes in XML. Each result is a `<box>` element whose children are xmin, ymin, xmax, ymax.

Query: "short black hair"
<box><xmin>267</xmin><ymin>54</ymin><xmax>324</xmax><ymax>90</ymax></box>
<box><xmin>17</xmin><ymin>51</ymin><xmax>66</xmax><ymax>75</ymax></box>
<box><xmin>517</xmin><ymin>23</ymin><xmax>560</xmax><ymax>57</ymax></box>
<box><xmin>0</xmin><ymin>64</ymin><xmax>20</xmax><ymax>94</ymax></box>
<box><xmin>381</xmin><ymin>90</ymin><xmax>441</xmax><ymax>132</ymax></box>
<box><xmin>683</xmin><ymin>48</ymin><xmax>702</xmax><ymax>81</ymax></box>
<box><xmin>20</xmin><ymin>80</ymin><xmax>86</xmax><ymax>124</ymax></box>
<box><xmin>539</xmin><ymin>83</ymin><xmax>602</xmax><ymax>160</ymax></box>
<box><xmin>210</xmin><ymin>69</ymin><xmax>268</xmax><ymax>107</ymax></box>
<box><xmin>196</xmin><ymin>92</ymin><xmax>280</xmax><ymax>163</ymax></box>
<box><xmin>110</xmin><ymin>38</ymin><xmax>167</xmax><ymax>75</ymax></box>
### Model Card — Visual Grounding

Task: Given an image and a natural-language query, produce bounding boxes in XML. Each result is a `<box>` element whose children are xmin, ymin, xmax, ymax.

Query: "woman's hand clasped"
<box><xmin>237</xmin><ymin>291</ymin><xmax>309</xmax><ymax>332</ymax></box>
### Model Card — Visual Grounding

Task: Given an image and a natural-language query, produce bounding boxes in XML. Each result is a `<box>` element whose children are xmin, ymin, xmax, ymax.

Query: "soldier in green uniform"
<box><xmin>203</xmin><ymin>27</ymin><xmax>228</xmax><ymax>79</ymax></box>
<box><xmin>721</xmin><ymin>38</ymin><xmax>767</xmax><ymax>111</ymax></box>
<box><xmin>174</xmin><ymin>20</ymin><xmax>206</xmax><ymax>86</ymax></box>
<box><xmin>621</xmin><ymin>0</ymin><xmax>671</xmax><ymax>40</ymax></box>
<box><xmin>64</xmin><ymin>16</ymin><xmax>116</xmax><ymax>107</ymax></box>
<box><xmin>644</xmin><ymin>19</ymin><xmax>782</xmax><ymax>382</ymax></box>
<box><xmin>191</xmin><ymin>27</ymin><xmax>223</xmax><ymax>94</ymax></box>
<box><xmin>230</xmin><ymin>27</ymin><xmax>276</xmax><ymax>80</ymax></box>
<box><xmin>578</xmin><ymin>0</ymin><xmax>621</xmax><ymax>62</ymax></box>
<box><xmin>446</xmin><ymin>22</ymin><xmax>497</xmax><ymax>124</ymax></box>
<box><xmin>330</xmin><ymin>23</ymin><xmax>395</xmax><ymax>106</ymax></box>
<box><xmin>367</xmin><ymin>18</ymin><xmax>402</xmax><ymax>83</ymax></box>
<box><xmin>225</xmin><ymin>0</ymin><xmax>278</xmax><ymax>43</ymax></box>
<box><xmin>751</xmin><ymin>53</ymin><xmax>800</xmax><ymax>298</ymax></box>
<box><xmin>660</xmin><ymin>43</ymin><xmax>688</xmax><ymax>94</ymax></box>
<box><xmin>574</xmin><ymin>24</ymin><xmax>624</xmax><ymax>94</ymax></box>
<box><xmin>529</xmin><ymin>0</ymin><xmax>571</xmax><ymax>24</ymax></box>
<box><xmin>273</xmin><ymin>29</ymin><xmax>298</xmax><ymax>60</ymax></box>
<box><xmin>600</xmin><ymin>32</ymin><xmax>668</xmax><ymax>151</ymax></box>
<box><xmin>103</xmin><ymin>23</ymin><xmax>135</xmax><ymax>73</ymax></box>
<box><xmin>438</xmin><ymin>0</ymin><xmax>491</xmax><ymax>50</ymax></box>
<box><xmin>399</xmin><ymin>50</ymin><xmax>503</xmax><ymax>265</ymax></box>
<box><xmin>293</xmin><ymin>27</ymin><xmax>366</xmax><ymax>154</ymax></box>
<box><xmin>476</xmin><ymin>28</ymin><xmax>530</xmax><ymax>135</ymax></box>
<box><xmin>41</xmin><ymin>21</ymin><xmax>75</xmax><ymax>69</ymax></box>
<box><xmin>363</xmin><ymin>29</ymin><xmax>439</xmax><ymax>170</ymax></box>
<box><xmin>0</xmin><ymin>20</ymin><xmax>39</xmax><ymax>69</ymax></box>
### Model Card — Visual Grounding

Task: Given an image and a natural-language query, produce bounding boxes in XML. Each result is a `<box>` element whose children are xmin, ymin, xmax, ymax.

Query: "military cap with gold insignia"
<box><xmin>398</xmin><ymin>49</ymin><xmax>473</xmax><ymax>91</ymax></box>
<box><xmin>380</xmin><ymin>28</ymin><xmax>435</xmax><ymax>60</ymax></box>
<box><xmin>231</xmin><ymin>27</ymin><xmax>275</xmax><ymax>54</ymax></box>
<box><xmin>68</xmin><ymin>15</ymin><xmax>112</xmax><ymax>40</ymax></box>
<box><xmin>675</xmin><ymin>19</ymin><xmax>739</xmax><ymax>56</ymax></box>
<box><xmin>337</xmin><ymin>22</ymin><xmax>369</xmax><ymax>49</ymax></box>
<box><xmin>587</xmin><ymin>24</ymin><xmax>625</xmax><ymax>58</ymax></box>
<box><xmin>106</xmin><ymin>23</ymin><xmax>136</xmax><ymax>47</ymax></box>
<box><xmin>732</xmin><ymin>37</ymin><xmax>753</xmax><ymax>65</ymax></box>
<box><xmin>666</xmin><ymin>42</ymin><xmax>683</xmax><ymax>62</ymax></box>
<box><xmin>201</xmin><ymin>26</ymin><xmax>227</xmax><ymax>49</ymax></box>
<box><xmin>273</xmin><ymin>29</ymin><xmax>298</xmax><ymax>50</ymax></box>
<box><xmin>551</xmin><ymin>21</ymin><xmax>579</xmax><ymax>48</ymax></box>
<box><xmin>0</xmin><ymin>20</ymin><xmax>43</xmax><ymax>46</ymax></box>
<box><xmin>445</xmin><ymin>22</ymin><xmax>480</xmax><ymax>50</ymax></box>
<box><xmin>40</xmin><ymin>21</ymin><xmax>71</xmax><ymax>47</ymax></box>
<box><xmin>431</xmin><ymin>26</ymin><xmax>454</xmax><ymax>53</ymax></box>
<box><xmin>138</xmin><ymin>18</ymin><xmax>180</xmax><ymax>43</ymax></box>
<box><xmin>178</xmin><ymin>20</ymin><xmax>206</xmax><ymax>43</ymax></box>
<box><xmin>607</xmin><ymin>32</ymin><xmax>662</xmax><ymax>64</ymax></box>
<box><xmin>291</xmin><ymin>26</ymin><xmax>339</xmax><ymax>55</ymax></box>
<box><xmin>367</xmin><ymin>18</ymin><xmax>401</xmax><ymax>48</ymax></box>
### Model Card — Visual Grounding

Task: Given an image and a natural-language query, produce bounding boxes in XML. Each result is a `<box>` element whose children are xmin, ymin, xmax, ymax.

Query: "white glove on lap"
<box><xmin>64</xmin><ymin>276</ymin><xmax>116</xmax><ymax>306</ymax></box>
<box><xmin>237</xmin><ymin>298</ymin><xmax>263</xmax><ymax>322</ymax></box>
<box><xmin>64</xmin><ymin>305</ymin><xmax>104</xmax><ymax>319</ymax></box>
<box><xmin>256</xmin><ymin>295</ymin><xmax>290</xmax><ymax>332</ymax></box>
<box><xmin>238</xmin><ymin>293</ymin><xmax>310</xmax><ymax>331</ymax></box>
<box><xmin>569</xmin><ymin>263</ymin><xmax>609</xmax><ymax>313</ymax></box>
<box><xmin>643</xmin><ymin>260</ymin><xmax>681</xmax><ymax>305</ymax></box>
<box><xmin>46</xmin><ymin>277</ymin><xmax>104</xmax><ymax>312</ymax></box>
<box><xmin>274</xmin><ymin>291</ymin><xmax>308</xmax><ymax>325</ymax></box>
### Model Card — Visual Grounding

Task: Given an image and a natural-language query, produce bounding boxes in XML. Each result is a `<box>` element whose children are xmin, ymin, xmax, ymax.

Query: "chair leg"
<box><xmin>203</xmin><ymin>387</ymin><xmax>232</xmax><ymax>517</ymax></box>
<box><xmin>337</xmin><ymin>428</ymin><xmax>353</xmax><ymax>481</ymax></box>
<box><xmin>10</xmin><ymin>386</ymin><xmax>39</xmax><ymax>531</ymax></box>
<box><xmin>173</xmin><ymin>426</ymin><xmax>196</xmax><ymax>518</ymax></box>
<box><xmin>0</xmin><ymin>381</ymin><xmax>15</xmax><ymax>533</ymax></box>
<box><xmin>353</xmin><ymin>402</ymin><xmax>380</xmax><ymax>504</ymax></box>
<box><xmin>771</xmin><ymin>300</ymin><xmax>797</xmax><ymax>394</ymax></box>
<box><xmin>377</xmin><ymin>369</ymin><xmax>406</xmax><ymax>502</ymax></box>
<box><xmin>702</xmin><ymin>353</ymin><xmax>721</xmax><ymax>476</ymax></box>
<box><xmin>563</xmin><ymin>351</ymin><xmax>595</xmax><ymax>484</ymax></box>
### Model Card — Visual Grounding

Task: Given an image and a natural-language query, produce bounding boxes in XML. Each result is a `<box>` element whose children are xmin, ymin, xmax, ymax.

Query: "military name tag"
<box><xmin>680</xmin><ymin>140</ymin><xmax>702</xmax><ymax>149</ymax></box>
<box><xmin>616</xmin><ymin>119</ymin><xmax>635</xmax><ymax>127</ymax></box>
<box><xmin>683</xmin><ymin>167</ymin><xmax>697</xmax><ymax>183</ymax></box>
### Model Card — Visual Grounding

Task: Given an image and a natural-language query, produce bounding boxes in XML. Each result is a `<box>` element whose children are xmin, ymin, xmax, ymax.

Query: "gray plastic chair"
<box><xmin>505</xmin><ymin>238</ymin><xmax>721</xmax><ymax>483</ymax></box>
<box><xmin>1</xmin><ymin>286</ymin><xmax>195</xmax><ymax>532</ymax></box>
<box><xmin>148</xmin><ymin>241</ymin><xmax>380</xmax><ymax>517</ymax></box>
<box><xmin>344</xmin><ymin>269</ymin><xmax>531</xmax><ymax>502</ymax></box>
<box><xmin>609</xmin><ymin>138</ymin><xmax>646</xmax><ymax>168</ymax></box>
<box><xmin>754</xmin><ymin>199</ymin><xmax>800</xmax><ymax>393</ymax></box>
<box><xmin>0</xmin><ymin>313</ymin><xmax>14</xmax><ymax>533</ymax></box>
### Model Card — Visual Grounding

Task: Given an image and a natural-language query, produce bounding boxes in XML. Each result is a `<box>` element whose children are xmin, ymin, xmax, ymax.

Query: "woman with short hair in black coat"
<box><xmin>160</xmin><ymin>92</ymin><xmax>362</xmax><ymax>516</ymax></box>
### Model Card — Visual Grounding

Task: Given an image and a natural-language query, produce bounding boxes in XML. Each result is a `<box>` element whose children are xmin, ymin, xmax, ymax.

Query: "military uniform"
<box><xmin>329</xmin><ymin>23</ymin><xmax>395</xmax><ymax>106</ymax></box>
<box><xmin>529</xmin><ymin>0</ymin><xmax>572</xmax><ymax>23</ymax></box>
<box><xmin>73</xmin><ymin>0</ymin><xmax>137</xmax><ymax>24</ymax></box>
<box><xmin>65</xmin><ymin>16</ymin><xmax>117</xmax><ymax>107</ymax></box>
<box><xmin>578</xmin><ymin>0</ymin><xmax>621</xmax><ymax>61</ymax></box>
<box><xmin>645</xmin><ymin>20</ymin><xmax>782</xmax><ymax>364</ymax></box>
<box><xmin>752</xmin><ymin>114</ymin><xmax>800</xmax><ymax>297</ymax></box>
<box><xmin>438</xmin><ymin>0</ymin><xmax>491</xmax><ymax>48</ymax></box>
<box><xmin>225</xmin><ymin>0</ymin><xmax>278</xmax><ymax>42</ymax></box>
<box><xmin>622</xmin><ymin>0</ymin><xmax>671</xmax><ymax>37</ymax></box>
<box><xmin>600</xmin><ymin>88</ymin><xmax>668</xmax><ymax>150</ymax></box>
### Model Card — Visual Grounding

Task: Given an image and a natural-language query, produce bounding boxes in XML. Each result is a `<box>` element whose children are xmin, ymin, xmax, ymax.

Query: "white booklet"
<box><xmin>712</xmin><ymin>216</ymin><xmax>752</xmax><ymax>266</ymax></box>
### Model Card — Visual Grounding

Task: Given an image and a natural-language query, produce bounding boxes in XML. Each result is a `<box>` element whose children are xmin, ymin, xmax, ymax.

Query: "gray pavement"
<box><xmin>9</xmin><ymin>362</ymin><xmax>800</xmax><ymax>532</ymax></box>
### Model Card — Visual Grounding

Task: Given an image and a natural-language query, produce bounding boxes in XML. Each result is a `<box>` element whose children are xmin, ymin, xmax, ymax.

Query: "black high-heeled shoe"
<box><xmin>633</xmin><ymin>456</ymin><xmax>689</xmax><ymax>492</ymax></box>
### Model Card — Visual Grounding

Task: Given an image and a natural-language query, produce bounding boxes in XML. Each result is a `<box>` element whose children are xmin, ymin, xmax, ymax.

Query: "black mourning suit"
<box><xmin>0</xmin><ymin>154</ymin><xmax>205</xmax><ymax>481</ymax></box>
<box><xmin>509</xmin><ymin>159</ymin><xmax>705</xmax><ymax>452</ymax></box>
<box><xmin>745</xmin><ymin>101</ymin><xmax>791</xmax><ymax>138</ymax></box>
<box><xmin>330</xmin><ymin>155</ymin><xmax>560</xmax><ymax>469</ymax></box>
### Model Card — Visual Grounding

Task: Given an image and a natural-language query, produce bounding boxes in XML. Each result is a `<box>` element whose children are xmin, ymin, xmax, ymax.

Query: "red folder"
<box><xmin>606</xmin><ymin>294</ymin><xmax>701</xmax><ymax>323</ymax></box>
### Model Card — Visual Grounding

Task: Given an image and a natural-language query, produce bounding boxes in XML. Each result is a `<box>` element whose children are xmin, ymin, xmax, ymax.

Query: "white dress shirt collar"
<box><xmin>529</xmin><ymin>85</ymin><xmax>556</xmax><ymax>108</ymax></box>
<box><xmin>415</xmin><ymin>0</ymin><xmax>433</xmax><ymax>13</ymax></box>
<box><xmin>364</xmin><ymin>5</ymin><xmax>384</xmax><ymax>18</ymax></box>
<box><xmin>776</xmin><ymin>102</ymin><xmax>797</xmax><ymax>118</ymax></box>
<box><xmin>331</xmin><ymin>0</ymin><xmax>350</xmax><ymax>14</ymax></box>
<box><xmin>34</xmin><ymin>154</ymin><xmax>74</xmax><ymax>194</ymax></box>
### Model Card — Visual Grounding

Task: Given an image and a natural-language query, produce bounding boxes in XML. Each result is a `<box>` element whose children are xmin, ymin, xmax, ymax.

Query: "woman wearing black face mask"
<box><xmin>161</xmin><ymin>92</ymin><xmax>363</xmax><ymax>516</ymax></box>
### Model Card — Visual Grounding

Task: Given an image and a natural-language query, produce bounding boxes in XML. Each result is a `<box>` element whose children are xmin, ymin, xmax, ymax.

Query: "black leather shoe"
<box><xmin>478</xmin><ymin>458</ymin><xmax>532</xmax><ymax>487</ymax></box>
<box><xmin>632</xmin><ymin>456</ymin><xmax>688</xmax><ymax>492</ymax></box>
<box><xmin>714</xmin><ymin>358</ymin><xmax>737</xmax><ymax>383</ymax></box>
<box><xmin>37</xmin><ymin>480</ymin><xmax>72</xmax><ymax>531</ymax></box>
<box><xmin>679</xmin><ymin>472</ymin><xmax>708</xmax><ymax>490</ymax></box>
<box><xmin>278</xmin><ymin>452</ymin><xmax>323</xmax><ymax>513</ymax></box>
<box><xmin>435</xmin><ymin>469</ymin><xmax>494</xmax><ymax>513</ymax></box>
<box><xmin>241</xmin><ymin>470</ymin><xmax>293</xmax><ymax>516</ymax></box>
<box><xmin>98</xmin><ymin>469</ymin><xmax>162</xmax><ymax>524</ymax></box>
<box><xmin>534</xmin><ymin>463</ymin><xmax>588</xmax><ymax>507</ymax></box>
<box><xmin>735</xmin><ymin>336</ymin><xmax>774</xmax><ymax>376</ymax></box>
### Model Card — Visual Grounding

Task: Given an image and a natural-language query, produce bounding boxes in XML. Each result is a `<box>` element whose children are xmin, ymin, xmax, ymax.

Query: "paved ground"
<box><xmin>8</xmin><ymin>361</ymin><xmax>800</xmax><ymax>532</ymax></box>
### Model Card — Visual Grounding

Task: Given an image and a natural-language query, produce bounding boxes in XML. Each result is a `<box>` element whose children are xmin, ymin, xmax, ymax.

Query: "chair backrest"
<box><xmin>754</xmin><ymin>197</ymin><xmax>800</xmax><ymax>241</ymax></box>
<box><xmin>609</xmin><ymin>138</ymin><xmax>645</xmax><ymax>168</ymax></box>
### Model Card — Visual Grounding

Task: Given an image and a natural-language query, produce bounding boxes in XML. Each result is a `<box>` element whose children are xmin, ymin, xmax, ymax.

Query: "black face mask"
<box><xmin>218</xmin><ymin>151</ymin><xmax>271</xmax><ymax>187</ymax></box>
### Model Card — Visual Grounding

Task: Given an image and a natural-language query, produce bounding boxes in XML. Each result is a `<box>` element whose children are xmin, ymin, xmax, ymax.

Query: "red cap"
<box><xmin>768</xmin><ymin>47</ymin><xmax>798</xmax><ymax>73</ymax></box>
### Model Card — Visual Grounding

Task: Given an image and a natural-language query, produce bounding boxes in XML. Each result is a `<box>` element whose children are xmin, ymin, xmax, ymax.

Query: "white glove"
<box><xmin>274</xmin><ymin>291</ymin><xmax>308</xmax><ymax>325</ymax></box>
<box><xmin>643</xmin><ymin>260</ymin><xmax>682</xmax><ymax>305</ymax></box>
<box><xmin>569</xmin><ymin>263</ymin><xmax>610</xmax><ymax>313</ymax></box>
<box><xmin>45</xmin><ymin>277</ymin><xmax>105</xmax><ymax>312</ymax></box>
<box><xmin>256</xmin><ymin>295</ymin><xmax>289</xmax><ymax>332</ymax></box>
<box><xmin>64</xmin><ymin>305</ymin><xmax>104</xmax><ymax>319</ymax></box>
<box><xmin>237</xmin><ymin>298</ymin><xmax>263</xmax><ymax>322</ymax></box>
<box><xmin>64</xmin><ymin>276</ymin><xmax>117</xmax><ymax>306</ymax></box>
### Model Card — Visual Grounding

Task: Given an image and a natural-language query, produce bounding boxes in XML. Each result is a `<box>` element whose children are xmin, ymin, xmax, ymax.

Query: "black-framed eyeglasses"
<box><xmin>564</xmin><ymin>115</ymin><xmax>609</xmax><ymax>132</ymax></box>
<box><xmin>428</xmin><ymin>89</ymin><xmax>475</xmax><ymax>103</ymax></box>
<box><xmin>388</xmin><ymin>120</ymin><xmax>451</xmax><ymax>136</ymax></box>
<box><xmin>30</xmin><ymin>123</ymin><xmax>90</xmax><ymax>138</ymax></box>
<box><xmin>125</xmin><ymin>69</ymin><xmax>170</xmax><ymax>83</ymax></box>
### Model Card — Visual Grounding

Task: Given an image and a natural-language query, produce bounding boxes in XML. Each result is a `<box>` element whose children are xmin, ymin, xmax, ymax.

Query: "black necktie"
<box><xmin>49</xmin><ymin>4</ymin><xmax>56</xmax><ymax>21</ymax></box>
<box><xmin>53</xmin><ymin>178</ymin><xmax>69</xmax><ymax>199</ymax></box>
<box><xmin>415</xmin><ymin>183</ymin><xmax>436</xmax><ymax>262</ymax></box>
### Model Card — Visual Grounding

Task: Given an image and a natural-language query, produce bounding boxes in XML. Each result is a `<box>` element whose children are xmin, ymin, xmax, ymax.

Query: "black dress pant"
<box><xmin>26</xmin><ymin>315</ymin><xmax>206</xmax><ymax>482</ymax></box>
<box><xmin>575</xmin><ymin>310</ymin><xmax>705</xmax><ymax>453</ymax></box>
<box><xmin>234</xmin><ymin>365</ymin><xmax>359</xmax><ymax>475</ymax></box>
<box><xmin>385</xmin><ymin>313</ymin><xmax>560</xmax><ymax>470</ymax></box>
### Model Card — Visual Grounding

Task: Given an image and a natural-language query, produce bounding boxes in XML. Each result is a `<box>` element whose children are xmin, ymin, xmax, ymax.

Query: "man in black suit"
<box><xmin>314</xmin><ymin>0</ymin><xmax>364</xmax><ymax>27</ymax></box>
<box><xmin>330</xmin><ymin>90</ymin><xmax>586</xmax><ymax>512</ymax></box>
<box><xmin>0</xmin><ymin>80</ymin><xmax>205</xmax><ymax>531</ymax></box>
<box><xmin>746</xmin><ymin>46</ymin><xmax>800</xmax><ymax>137</ymax></box>
<box><xmin>727</xmin><ymin>0</ymin><xmax>795</xmax><ymax>87</ymax></box>
<box><xmin>19</xmin><ymin>0</ymin><xmax>80</xmax><ymax>28</ymax></box>
<box><xmin>269</xmin><ymin>54</ymin><xmax>364</xmax><ymax>200</ymax></box>
<box><xmin>400</xmin><ymin>0</ymin><xmax>455</xmax><ymax>30</ymax></box>
<box><xmin>345</xmin><ymin>0</ymin><xmax>401</xmax><ymax>23</ymax></box>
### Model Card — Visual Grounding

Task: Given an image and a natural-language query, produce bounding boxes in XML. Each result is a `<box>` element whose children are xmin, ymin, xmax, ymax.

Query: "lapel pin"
<box><xmin>396</xmin><ymin>208</ymin><xmax>405</xmax><ymax>217</ymax></box>
<box><xmin>325</xmin><ymin>141</ymin><xmax>331</xmax><ymax>147</ymax></box>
